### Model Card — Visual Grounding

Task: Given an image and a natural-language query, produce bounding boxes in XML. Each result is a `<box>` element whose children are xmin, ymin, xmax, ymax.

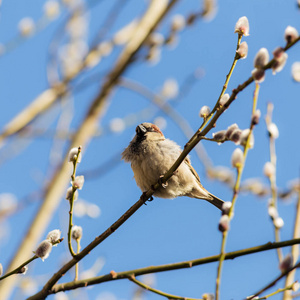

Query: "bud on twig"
<box><xmin>240</xmin><ymin>129</ymin><xmax>254</xmax><ymax>148</ymax></box>
<box><xmin>234</xmin><ymin>16</ymin><xmax>250</xmax><ymax>36</ymax></box>
<box><xmin>221</xmin><ymin>201</ymin><xmax>232</xmax><ymax>215</ymax></box>
<box><xmin>263</xmin><ymin>162</ymin><xmax>275</xmax><ymax>178</ymax></box>
<box><xmin>273</xmin><ymin>217</ymin><xmax>284</xmax><ymax>229</ymax></box>
<box><xmin>236</xmin><ymin>41</ymin><xmax>248</xmax><ymax>59</ymax></box>
<box><xmin>212</xmin><ymin>130</ymin><xmax>226</xmax><ymax>142</ymax></box>
<box><xmin>267</xmin><ymin>122</ymin><xmax>279</xmax><ymax>139</ymax></box>
<box><xmin>225</xmin><ymin>123</ymin><xmax>239</xmax><ymax>139</ymax></box>
<box><xmin>18</xmin><ymin>266</ymin><xmax>28</xmax><ymax>274</ymax></box>
<box><xmin>292</xmin><ymin>62</ymin><xmax>300</xmax><ymax>82</ymax></box>
<box><xmin>199</xmin><ymin>106</ymin><xmax>211</xmax><ymax>118</ymax></box>
<box><xmin>279</xmin><ymin>254</ymin><xmax>293</xmax><ymax>272</ymax></box>
<box><xmin>284</xmin><ymin>26</ymin><xmax>299</xmax><ymax>44</ymax></box>
<box><xmin>231</xmin><ymin>148</ymin><xmax>244</xmax><ymax>168</ymax></box>
<box><xmin>171</xmin><ymin>14</ymin><xmax>185</xmax><ymax>32</ymax></box>
<box><xmin>251</xmin><ymin>109</ymin><xmax>261</xmax><ymax>125</ymax></box>
<box><xmin>219</xmin><ymin>93</ymin><xmax>230</xmax><ymax>106</ymax></box>
<box><xmin>229</xmin><ymin>129</ymin><xmax>242</xmax><ymax>144</ymax></box>
<box><xmin>254</xmin><ymin>48</ymin><xmax>269</xmax><ymax>69</ymax></box>
<box><xmin>219</xmin><ymin>215</ymin><xmax>230</xmax><ymax>232</ymax></box>
<box><xmin>252</xmin><ymin>68</ymin><xmax>265</xmax><ymax>83</ymax></box>
<box><xmin>69</xmin><ymin>147</ymin><xmax>82</xmax><ymax>163</ymax></box>
<box><xmin>72</xmin><ymin>225</ymin><xmax>83</xmax><ymax>240</ymax></box>
<box><xmin>272</xmin><ymin>47</ymin><xmax>288</xmax><ymax>74</ymax></box>
<box><xmin>46</xmin><ymin>229</ymin><xmax>61</xmax><ymax>245</ymax></box>
<box><xmin>73</xmin><ymin>175</ymin><xmax>85</xmax><ymax>190</ymax></box>
<box><xmin>34</xmin><ymin>240</ymin><xmax>52</xmax><ymax>261</ymax></box>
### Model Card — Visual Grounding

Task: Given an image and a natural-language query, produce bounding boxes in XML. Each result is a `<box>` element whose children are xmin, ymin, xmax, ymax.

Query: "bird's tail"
<box><xmin>206</xmin><ymin>193</ymin><xmax>224</xmax><ymax>210</ymax></box>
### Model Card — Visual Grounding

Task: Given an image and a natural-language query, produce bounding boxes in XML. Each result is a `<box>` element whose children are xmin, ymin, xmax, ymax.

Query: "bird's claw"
<box><xmin>158</xmin><ymin>175</ymin><xmax>168</xmax><ymax>189</ymax></box>
<box><xmin>142</xmin><ymin>192</ymin><xmax>154</xmax><ymax>205</ymax></box>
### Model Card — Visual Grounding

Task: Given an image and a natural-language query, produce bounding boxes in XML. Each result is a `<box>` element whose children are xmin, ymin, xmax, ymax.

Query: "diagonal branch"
<box><xmin>27</xmin><ymin>34</ymin><xmax>300</xmax><ymax>300</ymax></box>
<box><xmin>0</xmin><ymin>1</ymin><xmax>179</xmax><ymax>299</ymax></box>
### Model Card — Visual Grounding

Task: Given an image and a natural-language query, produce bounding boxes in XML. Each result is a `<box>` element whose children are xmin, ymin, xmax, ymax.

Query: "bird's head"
<box><xmin>135</xmin><ymin>122</ymin><xmax>164</xmax><ymax>142</ymax></box>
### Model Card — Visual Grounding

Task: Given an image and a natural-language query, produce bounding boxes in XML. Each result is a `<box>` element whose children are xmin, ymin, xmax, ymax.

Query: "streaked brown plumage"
<box><xmin>122</xmin><ymin>122</ymin><xmax>224</xmax><ymax>209</ymax></box>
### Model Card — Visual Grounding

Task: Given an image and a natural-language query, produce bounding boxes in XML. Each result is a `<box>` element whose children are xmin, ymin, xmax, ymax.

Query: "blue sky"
<box><xmin>0</xmin><ymin>0</ymin><xmax>300</xmax><ymax>299</ymax></box>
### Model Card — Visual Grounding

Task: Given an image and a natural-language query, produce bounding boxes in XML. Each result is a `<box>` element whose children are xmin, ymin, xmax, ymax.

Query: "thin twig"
<box><xmin>283</xmin><ymin>177</ymin><xmax>300</xmax><ymax>300</ymax></box>
<box><xmin>0</xmin><ymin>256</ymin><xmax>37</xmax><ymax>281</ymax></box>
<box><xmin>256</xmin><ymin>282</ymin><xmax>296</xmax><ymax>299</ymax></box>
<box><xmin>48</xmin><ymin>238</ymin><xmax>300</xmax><ymax>294</ymax></box>
<box><xmin>246</xmin><ymin>261</ymin><xmax>300</xmax><ymax>300</ymax></box>
<box><xmin>215</xmin><ymin>83</ymin><xmax>260</xmax><ymax>300</ymax></box>
<box><xmin>265</xmin><ymin>102</ymin><xmax>283</xmax><ymax>262</ymax></box>
<box><xmin>129</xmin><ymin>275</ymin><xmax>202</xmax><ymax>300</ymax></box>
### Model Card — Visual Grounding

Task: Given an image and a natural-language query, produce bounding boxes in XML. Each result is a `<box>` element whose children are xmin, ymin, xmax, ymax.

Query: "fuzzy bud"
<box><xmin>240</xmin><ymin>129</ymin><xmax>254</xmax><ymax>148</ymax></box>
<box><xmin>35</xmin><ymin>240</ymin><xmax>52</xmax><ymax>261</ymax></box>
<box><xmin>18</xmin><ymin>18</ymin><xmax>35</xmax><ymax>36</ymax></box>
<box><xmin>231</xmin><ymin>148</ymin><xmax>244</xmax><ymax>168</ymax></box>
<box><xmin>202</xmin><ymin>293</ymin><xmax>215</xmax><ymax>300</ymax></box>
<box><xmin>252</xmin><ymin>68</ymin><xmax>265</xmax><ymax>83</ymax></box>
<box><xmin>267</xmin><ymin>122</ymin><xmax>279</xmax><ymax>139</ymax></box>
<box><xmin>225</xmin><ymin>123</ymin><xmax>239</xmax><ymax>139</ymax></box>
<box><xmin>109</xmin><ymin>118</ymin><xmax>125</xmax><ymax>133</ymax></box>
<box><xmin>274</xmin><ymin>217</ymin><xmax>284</xmax><ymax>229</ymax></box>
<box><xmin>263</xmin><ymin>162</ymin><xmax>275</xmax><ymax>178</ymax></box>
<box><xmin>219</xmin><ymin>93</ymin><xmax>230</xmax><ymax>106</ymax></box>
<box><xmin>146</xmin><ymin>46</ymin><xmax>161</xmax><ymax>64</ymax></box>
<box><xmin>251</xmin><ymin>109</ymin><xmax>261</xmax><ymax>125</ymax></box>
<box><xmin>199</xmin><ymin>106</ymin><xmax>211</xmax><ymax>118</ymax></box>
<box><xmin>236</xmin><ymin>41</ymin><xmax>248</xmax><ymax>59</ymax></box>
<box><xmin>85</xmin><ymin>50</ymin><xmax>102</xmax><ymax>68</ymax></box>
<box><xmin>212</xmin><ymin>130</ymin><xmax>226</xmax><ymax>141</ymax></box>
<box><xmin>268</xmin><ymin>205</ymin><xmax>278</xmax><ymax>219</ymax></box>
<box><xmin>97</xmin><ymin>41</ymin><xmax>113</xmax><ymax>56</ymax></box>
<box><xmin>219</xmin><ymin>215</ymin><xmax>230</xmax><ymax>232</ymax></box>
<box><xmin>279</xmin><ymin>254</ymin><xmax>293</xmax><ymax>272</ymax></box>
<box><xmin>18</xmin><ymin>266</ymin><xmax>28</xmax><ymax>275</ymax></box>
<box><xmin>229</xmin><ymin>129</ymin><xmax>242</xmax><ymax>144</ymax></box>
<box><xmin>161</xmin><ymin>79</ymin><xmax>179</xmax><ymax>99</ymax></box>
<box><xmin>66</xmin><ymin>186</ymin><xmax>78</xmax><ymax>201</ymax></box>
<box><xmin>272</xmin><ymin>48</ymin><xmax>288</xmax><ymax>74</ymax></box>
<box><xmin>44</xmin><ymin>1</ymin><xmax>60</xmax><ymax>19</ymax></box>
<box><xmin>284</xmin><ymin>26</ymin><xmax>299</xmax><ymax>44</ymax></box>
<box><xmin>234</xmin><ymin>16</ymin><xmax>249</xmax><ymax>36</ymax></box>
<box><xmin>69</xmin><ymin>147</ymin><xmax>82</xmax><ymax>163</ymax></box>
<box><xmin>254</xmin><ymin>48</ymin><xmax>269</xmax><ymax>69</ymax></box>
<box><xmin>72</xmin><ymin>225</ymin><xmax>83</xmax><ymax>240</ymax></box>
<box><xmin>147</xmin><ymin>32</ymin><xmax>164</xmax><ymax>46</ymax></box>
<box><xmin>46</xmin><ymin>229</ymin><xmax>61</xmax><ymax>245</ymax></box>
<box><xmin>171</xmin><ymin>14</ymin><xmax>185</xmax><ymax>32</ymax></box>
<box><xmin>222</xmin><ymin>201</ymin><xmax>232</xmax><ymax>215</ymax></box>
<box><xmin>73</xmin><ymin>175</ymin><xmax>84</xmax><ymax>190</ymax></box>
<box><xmin>292</xmin><ymin>281</ymin><xmax>300</xmax><ymax>292</ymax></box>
<box><xmin>292</xmin><ymin>62</ymin><xmax>300</xmax><ymax>82</ymax></box>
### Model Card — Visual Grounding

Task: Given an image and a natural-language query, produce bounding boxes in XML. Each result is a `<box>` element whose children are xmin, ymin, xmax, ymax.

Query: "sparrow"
<box><xmin>122</xmin><ymin>122</ymin><xmax>224</xmax><ymax>209</ymax></box>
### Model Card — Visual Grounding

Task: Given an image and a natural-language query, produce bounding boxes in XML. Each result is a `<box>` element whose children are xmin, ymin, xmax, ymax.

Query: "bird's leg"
<box><xmin>158</xmin><ymin>175</ymin><xmax>168</xmax><ymax>188</ymax></box>
<box><xmin>141</xmin><ymin>192</ymin><xmax>154</xmax><ymax>205</ymax></box>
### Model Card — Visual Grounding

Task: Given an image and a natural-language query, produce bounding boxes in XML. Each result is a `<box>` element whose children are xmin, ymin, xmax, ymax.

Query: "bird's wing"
<box><xmin>183</xmin><ymin>157</ymin><xmax>205</xmax><ymax>188</ymax></box>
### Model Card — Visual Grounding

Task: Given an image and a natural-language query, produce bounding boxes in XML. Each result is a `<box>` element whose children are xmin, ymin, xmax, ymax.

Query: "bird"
<box><xmin>122</xmin><ymin>122</ymin><xmax>224</xmax><ymax>210</ymax></box>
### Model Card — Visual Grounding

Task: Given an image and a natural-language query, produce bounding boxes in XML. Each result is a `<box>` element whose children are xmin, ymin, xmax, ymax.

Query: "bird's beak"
<box><xmin>136</xmin><ymin>124</ymin><xmax>147</xmax><ymax>135</ymax></box>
